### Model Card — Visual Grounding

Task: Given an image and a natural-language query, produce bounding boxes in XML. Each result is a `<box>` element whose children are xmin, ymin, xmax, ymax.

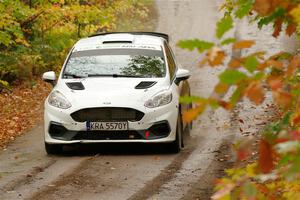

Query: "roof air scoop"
<box><xmin>135</xmin><ymin>81</ymin><xmax>157</xmax><ymax>89</ymax></box>
<box><xmin>102</xmin><ymin>34</ymin><xmax>134</xmax><ymax>44</ymax></box>
<box><xmin>102</xmin><ymin>41</ymin><xmax>132</xmax><ymax>44</ymax></box>
<box><xmin>66</xmin><ymin>82</ymin><xmax>85</xmax><ymax>90</ymax></box>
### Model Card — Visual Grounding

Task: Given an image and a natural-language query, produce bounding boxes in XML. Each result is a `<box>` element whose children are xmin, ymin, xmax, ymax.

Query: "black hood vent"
<box><xmin>66</xmin><ymin>82</ymin><xmax>85</xmax><ymax>90</ymax></box>
<box><xmin>135</xmin><ymin>81</ymin><xmax>157</xmax><ymax>89</ymax></box>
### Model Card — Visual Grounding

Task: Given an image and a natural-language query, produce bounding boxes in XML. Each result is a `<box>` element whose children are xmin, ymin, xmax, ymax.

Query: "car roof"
<box><xmin>73</xmin><ymin>32</ymin><xmax>167</xmax><ymax>52</ymax></box>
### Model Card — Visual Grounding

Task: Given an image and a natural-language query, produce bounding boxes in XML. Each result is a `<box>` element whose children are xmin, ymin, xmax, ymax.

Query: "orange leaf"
<box><xmin>253</xmin><ymin>0</ymin><xmax>273</xmax><ymax>16</ymax></box>
<box><xmin>233</xmin><ymin>40</ymin><xmax>255</xmax><ymax>49</ymax></box>
<box><xmin>245</xmin><ymin>82</ymin><xmax>265</xmax><ymax>105</ymax></box>
<box><xmin>200</xmin><ymin>47</ymin><xmax>226</xmax><ymax>67</ymax></box>
<box><xmin>236</xmin><ymin>139</ymin><xmax>253</xmax><ymax>161</ymax></box>
<box><xmin>287</xmin><ymin>56</ymin><xmax>300</xmax><ymax>77</ymax></box>
<box><xmin>214</xmin><ymin>83</ymin><xmax>229</xmax><ymax>94</ymax></box>
<box><xmin>207</xmin><ymin>47</ymin><xmax>226</xmax><ymax>67</ymax></box>
<box><xmin>286</xmin><ymin>23</ymin><xmax>297</xmax><ymax>36</ymax></box>
<box><xmin>273</xmin><ymin>90</ymin><xmax>292</xmax><ymax>109</ymax></box>
<box><xmin>228</xmin><ymin>58</ymin><xmax>242</xmax><ymax>68</ymax></box>
<box><xmin>267</xmin><ymin>59</ymin><xmax>283</xmax><ymax>69</ymax></box>
<box><xmin>267</xmin><ymin>75</ymin><xmax>283</xmax><ymax>91</ymax></box>
<box><xmin>272</xmin><ymin>18</ymin><xmax>283</xmax><ymax>38</ymax></box>
<box><xmin>258</xmin><ymin>139</ymin><xmax>274</xmax><ymax>173</ymax></box>
<box><xmin>291</xmin><ymin>112</ymin><xmax>300</xmax><ymax>126</ymax></box>
<box><xmin>257</xmin><ymin>62</ymin><xmax>268</xmax><ymax>70</ymax></box>
<box><xmin>218</xmin><ymin>100</ymin><xmax>233</xmax><ymax>110</ymax></box>
<box><xmin>182</xmin><ymin>103</ymin><xmax>206</xmax><ymax>123</ymax></box>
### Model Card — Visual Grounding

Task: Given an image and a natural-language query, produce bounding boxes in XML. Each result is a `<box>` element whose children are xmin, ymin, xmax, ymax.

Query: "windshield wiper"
<box><xmin>88</xmin><ymin>74</ymin><xmax>143</xmax><ymax>78</ymax></box>
<box><xmin>64</xmin><ymin>73</ymin><xmax>87</xmax><ymax>78</ymax></box>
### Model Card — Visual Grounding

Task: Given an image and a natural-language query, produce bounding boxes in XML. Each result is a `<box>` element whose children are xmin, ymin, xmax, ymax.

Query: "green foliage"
<box><xmin>220</xmin><ymin>37</ymin><xmax>236</xmax><ymax>45</ymax></box>
<box><xmin>244</xmin><ymin>56</ymin><xmax>258</xmax><ymax>73</ymax></box>
<box><xmin>219</xmin><ymin>69</ymin><xmax>247</xmax><ymax>85</ymax></box>
<box><xmin>177</xmin><ymin>39</ymin><xmax>214</xmax><ymax>53</ymax></box>
<box><xmin>234</xmin><ymin>0</ymin><xmax>252</xmax><ymax>19</ymax></box>
<box><xmin>0</xmin><ymin>0</ymin><xmax>153</xmax><ymax>85</ymax></box>
<box><xmin>216</xmin><ymin>15</ymin><xmax>233</xmax><ymax>39</ymax></box>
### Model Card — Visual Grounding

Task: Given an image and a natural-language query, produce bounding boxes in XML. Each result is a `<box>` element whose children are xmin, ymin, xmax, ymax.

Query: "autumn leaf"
<box><xmin>228</xmin><ymin>58</ymin><xmax>242</xmax><ymax>68</ymax></box>
<box><xmin>245</xmin><ymin>82</ymin><xmax>265</xmax><ymax>105</ymax></box>
<box><xmin>218</xmin><ymin>100</ymin><xmax>233</xmax><ymax>110</ymax></box>
<box><xmin>254</xmin><ymin>0</ymin><xmax>275</xmax><ymax>16</ymax></box>
<box><xmin>211</xmin><ymin>183</ymin><xmax>235</xmax><ymax>200</ymax></box>
<box><xmin>214</xmin><ymin>83</ymin><xmax>229</xmax><ymax>94</ymax></box>
<box><xmin>235</xmin><ymin>139</ymin><xmax>253</xmax><ymax>161</ymax></box>
<box><xmin>233</xmin><ymin>40</ymin><xmax>255</xmax><ymax>49</ymax></box>
<box><xmin>258</xmin><ymin>139</ymin><xmax>274</xmax><ymax>173</ymax></box>
<box><xmin>286</xmin><ymin>23</ymin><xmax>297</xmax><ymax>36</ymax></box>
<box><xmin>273</xmin><ymin>90</ymin><xmax>293</xmax><ymax>109</ymax></box>
<box><xmin>267</xmin><ymin>59</ymin><xmax>284</xmax><ymax>69</ymax></box>
<box><xmin>272</xmin><ymin>18</ymin><xmax>283</xmax><ymax>38</ymax></box>
<box><xmin>201</xmin><ymin>47</ymin><xmax>226</xmax><ymax>67</ymax></box>
<box><xmin>257</xmin><ymin>62</ymin><xmax>268</xmax><ymax>70</ymax></box>
<box><xmin>182</xmin><ymin>103</ymin><xmax>206</xmax><ymax>123</ymax></box>
<box><xmin>291</xmin><ymin>112</ymin><xmax>300</xmax><ymax>126</ymax></box>
<box><xmin>267</xmin><ymin>75</ymin><xmax>283</xmax><ymax>91</ymax></box>
<box><xmin>286</xmin><ymin>56</ymin><xmax>300</xmax><ymax>77</ymax></box>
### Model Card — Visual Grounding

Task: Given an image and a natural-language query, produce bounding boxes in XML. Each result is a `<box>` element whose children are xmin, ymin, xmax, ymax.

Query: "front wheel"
<box><xmin>45</xmin><ymin>142</ymin><xmax>63</xmax><ymax>155</ymax></box>
<box><xmin>169</xmin><ymin>112</ymin><xmax>184</xmax><ymax>153</ymax></box>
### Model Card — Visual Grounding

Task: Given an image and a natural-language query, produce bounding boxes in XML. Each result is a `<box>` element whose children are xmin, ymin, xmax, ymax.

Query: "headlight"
<box><xmin>48</xmin><ymin>91</ymin><xmax>71</xmax><ymax>109</ymax></box>
<box><xmin>144</xmin><ymin>90</ymin><xmax>172</xmax><ymax>108</ymax></box>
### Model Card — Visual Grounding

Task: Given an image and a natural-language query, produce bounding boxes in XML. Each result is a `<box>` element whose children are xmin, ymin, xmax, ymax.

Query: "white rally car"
<box><xmin>42</xmin><ymin>32</ymin><xmax>192</xmax><ymax>154</ymax></box>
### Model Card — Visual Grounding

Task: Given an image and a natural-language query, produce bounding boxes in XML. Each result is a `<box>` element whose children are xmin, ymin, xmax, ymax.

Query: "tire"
<box><xmin>169</xmin><ymin>111</ymin><xmax>184</xmax><ymax>153</ymax></box>
<box><xmin>45</xmin><ymin>142</ymin><xmax>63</xmax><ymax>155</ymax></box>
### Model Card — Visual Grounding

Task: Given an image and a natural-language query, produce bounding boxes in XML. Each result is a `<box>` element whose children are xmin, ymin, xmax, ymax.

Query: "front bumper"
<box><xmin>44</xmin><ymin>102</ymin><xmax>178</xmax><ymax>144</ymax></box>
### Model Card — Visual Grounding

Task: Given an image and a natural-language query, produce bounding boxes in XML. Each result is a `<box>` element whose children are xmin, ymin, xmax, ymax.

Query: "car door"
<box><xmin>164</xmin><ymin>42</ymin><xmax>191</xmax><ymax>128</ymax></box>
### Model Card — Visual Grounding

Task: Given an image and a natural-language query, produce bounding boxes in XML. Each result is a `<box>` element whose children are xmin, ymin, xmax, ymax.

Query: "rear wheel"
<box><xmin>45</xmin><ymin>142</ymin><xmax>63</xmax><ymax>155</ymax></box>
<box><xmin>169</xmin><ymin>111</ymin><xmax>184</xmax><ymax>153</ymax></box>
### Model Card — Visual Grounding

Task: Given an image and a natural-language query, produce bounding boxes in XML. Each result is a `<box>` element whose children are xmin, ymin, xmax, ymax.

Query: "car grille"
<box><xmin>73</xmin><ymin>131</ymin><xmax>143</xmax><ymax>140</ymax></box>
<box><xmin>70</xmin><ymin>107</ymin><xmax>144</xmax><ymax>122</ymax></box>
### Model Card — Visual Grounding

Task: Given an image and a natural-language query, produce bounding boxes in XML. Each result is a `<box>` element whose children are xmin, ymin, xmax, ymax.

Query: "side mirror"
<box><xmin>175</xmin><ymin>68</ymin><xmax>190</xmax><ymax>85</ymax></box>
<box><xmin>42</xmin><ymin>71</ymin><xmax>56</xmax><ymax>86</ymax></box>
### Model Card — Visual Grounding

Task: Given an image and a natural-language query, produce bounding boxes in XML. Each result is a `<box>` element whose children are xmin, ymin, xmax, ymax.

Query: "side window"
<box><xmin>164</xmin><ymin>42</ymin><xmax>176</xmax><ymax>82</ymax></box>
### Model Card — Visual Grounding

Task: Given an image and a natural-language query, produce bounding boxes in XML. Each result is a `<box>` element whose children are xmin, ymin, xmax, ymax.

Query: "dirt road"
<box><xmin>0</xmin><ymin>1</ymin><xmax>237</xmax><ymax>199</ymax></box>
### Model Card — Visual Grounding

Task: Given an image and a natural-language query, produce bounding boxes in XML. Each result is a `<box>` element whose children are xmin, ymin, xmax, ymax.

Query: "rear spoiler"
<box><xmin>89</xmin><ymin>32</ymin><xmax>169</xmax><ymax>43</ymax></box>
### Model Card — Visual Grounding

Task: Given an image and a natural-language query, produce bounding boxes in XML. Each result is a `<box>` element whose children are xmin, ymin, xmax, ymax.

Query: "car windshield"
<box><xmin>63</xmin><ymin>48</ymin><xmax>166</xmax><ymax>78</ymax></box>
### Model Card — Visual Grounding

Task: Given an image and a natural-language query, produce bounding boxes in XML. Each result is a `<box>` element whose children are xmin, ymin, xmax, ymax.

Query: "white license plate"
<box><xmin>87</xmin><ymin>122</ymin><xmax>128</xmax><ymax>131</ymax></box>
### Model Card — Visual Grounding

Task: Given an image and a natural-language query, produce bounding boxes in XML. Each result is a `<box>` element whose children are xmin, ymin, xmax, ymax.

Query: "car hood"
<box><xmin>54</xmin><ymin>78</ymin><xmax>169</xmax><ymax>109</ymax></box>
